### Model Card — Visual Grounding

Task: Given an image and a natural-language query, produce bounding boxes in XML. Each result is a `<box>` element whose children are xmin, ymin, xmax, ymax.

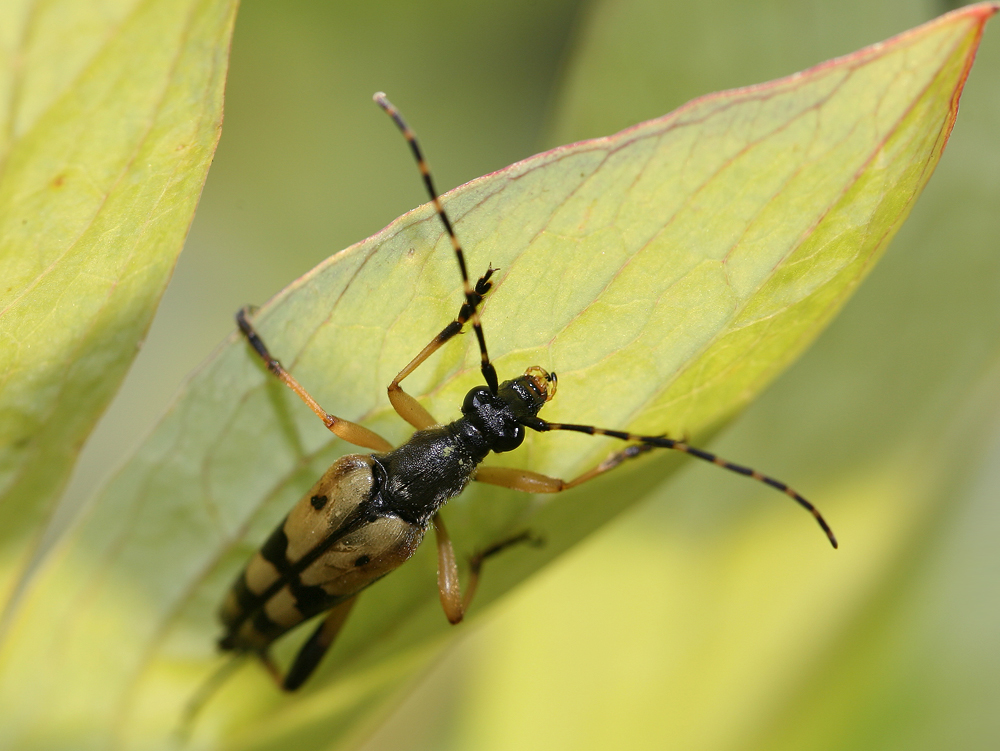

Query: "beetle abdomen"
<box><xmin>219</xmin><ymin>453</ymin><xmax>424</xmax><ymax>651</ymax></box>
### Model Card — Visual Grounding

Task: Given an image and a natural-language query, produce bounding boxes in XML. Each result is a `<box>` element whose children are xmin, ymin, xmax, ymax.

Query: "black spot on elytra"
<box><xmin>311</xmin><ymin>494</ymin><xmax>327</xmax><ymax>510</ymax></box>
<box><xmin>354</xmin><ymin>555</ymin><xmax>370</xmax><ymax>567</ymax></box>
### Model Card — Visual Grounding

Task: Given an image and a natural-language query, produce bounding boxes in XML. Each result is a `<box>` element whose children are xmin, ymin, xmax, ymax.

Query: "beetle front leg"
<box><xmin>388</xmin><ymin>267</ymin><xmax>496</xmax><ymax>430</ymax></box>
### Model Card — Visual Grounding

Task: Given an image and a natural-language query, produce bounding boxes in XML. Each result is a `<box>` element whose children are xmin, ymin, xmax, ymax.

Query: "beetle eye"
<box><xmin>492</xmin><ymin>422</ymin><xmax>525</xmax><ymax>453</ymax></box>
<box><xmin>462</xmin><ymin>386</ymin><xmax>492</xmax><ymax>415</ymax></box>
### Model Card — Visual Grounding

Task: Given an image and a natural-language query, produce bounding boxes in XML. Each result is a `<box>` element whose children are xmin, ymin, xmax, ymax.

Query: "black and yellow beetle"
<box><xmin>217</xmin><ymin>93</ymin><xmax>837</xmax><ymax>692</ymax></box>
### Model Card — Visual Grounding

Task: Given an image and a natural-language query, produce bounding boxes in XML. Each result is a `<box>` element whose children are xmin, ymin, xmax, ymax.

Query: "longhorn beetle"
<box><xmin>218</xmin><ymin>93</ymin><xmax>838</xmax><ymax>692</ymax></box>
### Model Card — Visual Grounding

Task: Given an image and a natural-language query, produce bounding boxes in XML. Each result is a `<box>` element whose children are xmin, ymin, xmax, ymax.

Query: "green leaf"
<box><xmin>434</xmin><ymin>1</ymin><xmax>1000</xmax><ymax>748</ymax></box>
<box><xmin>0</xmin><ymin>5</ymin><xmax>993</xmax><ymax>749</ymax></box>
<box><xmin>0</xmin><ymin>0</ymin><xmax>237</xmax><ymax>614</ymax></box>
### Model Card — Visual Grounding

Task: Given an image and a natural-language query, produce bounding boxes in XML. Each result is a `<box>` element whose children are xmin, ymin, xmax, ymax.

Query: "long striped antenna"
<box><xmin>536</xmin><ymin>420</ymin><xmax>837</xmax><ymax>548</ymax></box>
<box><xmin>373</xmin><ymin>92</ymin><xmax>500</xmax><ymax>395</ymax></box>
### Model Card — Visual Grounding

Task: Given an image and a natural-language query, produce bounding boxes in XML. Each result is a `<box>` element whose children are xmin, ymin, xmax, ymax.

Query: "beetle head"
<box><xmin>497</xmin><ymin>366</ymin><xmax>556</xmax><ymax>428</ymax></box>
<box><xmin>461</xmin><ymin>366</ymin><xmax>556</xmax><ymax>452</ymax></box>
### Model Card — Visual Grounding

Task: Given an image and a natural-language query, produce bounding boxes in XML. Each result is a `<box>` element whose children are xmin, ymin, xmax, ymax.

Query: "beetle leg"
<box><xmin>278</xmin><ymin>596</ymin><xmax>358</xmax><ymax>691</ymax></box>
<box><xmin>433</xmin><ymin>513</ymin><xmax>537</xmax><ymax>624</ymax></box>
<box><xmin>462</xmin><ymin>531</ymin><xmax>539</xmax><ymax>612</ymax></box>
<box><xmin>433</xmin><ymin>513</ymin><xmax>464</xmax><ymax>623</ymax></box>
<box><xmin>256</xmin><ymin>650</ymin><xmax>285</xmax><ymax>688</ymax></box>
<box><xmin>474</xmin><ymin>445</ymin><xmax>655</xmax><ymax>492</ymax></box>
<box><xmin>237</xmin><ymin>308</ymin><xmax>393</xmax><ymax>452</ymax></box>
<box><xmin>388</xmin><ymin>267</ymin><xmax>496</xmax><ymax>431</ymax></box>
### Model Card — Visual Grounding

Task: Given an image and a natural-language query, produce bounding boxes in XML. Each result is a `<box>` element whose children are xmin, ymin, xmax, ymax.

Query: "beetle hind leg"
<box><xmin>433</xmin><ymin>513</ymin><xmax>539</xmax><ymax>625</ymax></box>
<box><xmin>253</xmin><ymin>596</ymin><xmax>358</xmax><ymax>691</ymax></box>
<box><xmin>255</xmin><ymin>650</ymin><xmax>286</xmax><ymax>689</ymax></box>
<box><xmin>283</xmin><ymin>596</ymin><xmax>358</xmax><ymax>691</ymax></box>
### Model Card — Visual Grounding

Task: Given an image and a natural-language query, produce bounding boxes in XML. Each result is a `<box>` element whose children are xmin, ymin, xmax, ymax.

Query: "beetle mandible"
<box><xmin>217</xmin><ymin>93</ymin><xmax>838</xmax><ymax>692</ymax></box>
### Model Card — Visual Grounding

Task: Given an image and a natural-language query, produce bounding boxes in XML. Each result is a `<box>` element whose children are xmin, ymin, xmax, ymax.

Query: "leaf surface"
<box><xmin>0</xmin><ymin>0</ymin><xmax>237</xmax><ymax>615</ymax></box>
<box><xmin>0</xmin><ymin>5</ymin><xmax>993</xmax><ymax>749</ymax></box>
<box><xmin>442</xmin><ymin>1</ymin><xmax>1000</xmax><ymax>746</ymax></box>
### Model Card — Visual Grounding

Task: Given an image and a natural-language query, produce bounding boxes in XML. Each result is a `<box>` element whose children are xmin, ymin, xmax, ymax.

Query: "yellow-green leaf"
<box><xmin>0</xmin><ymin>5</ymin><xmax>993</xmax><ymax>750</ymax></box>
<box><xmin>0</xmin><ymin>0</ymin><xmax>237</xmax><ymax>615</ymax></box>
<box><xmin>435</xmin><ymin>1</ymin><xmax>1000</xmax><ymax>748</ymax></box>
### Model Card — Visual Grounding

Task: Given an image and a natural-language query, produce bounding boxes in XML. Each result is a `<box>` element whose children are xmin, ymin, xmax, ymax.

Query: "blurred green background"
<box><xmin>55</xmin><ymin>0</ymin><xmax>1000</xmax><ymax>749</ymax></box>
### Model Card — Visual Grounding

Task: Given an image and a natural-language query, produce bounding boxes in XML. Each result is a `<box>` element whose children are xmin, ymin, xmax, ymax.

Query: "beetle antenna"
<box><xmin>534</xmin><ymin>420</ymin><xmax>837</xmax><ymax>548</ymax></box>
<box><xmin>373</xmin><ymin>92</ymin><xmax>499</xmax><ymax>395</ymax></box>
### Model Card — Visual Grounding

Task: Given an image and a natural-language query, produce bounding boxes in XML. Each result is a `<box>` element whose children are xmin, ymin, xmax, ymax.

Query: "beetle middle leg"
<box><xmin>479</xmin><ymin>419</ymin><xmax>837</xmax><ymax>547</ymax></box>
<box><xmin>237</xmin><ymin>308</ymin><xmax>392</xmax><ymax>452</ymax></box>
<box><xmin>474</xmin><ymin>444</ymin><xmax>655</xmax><ymax>493</ymax></box>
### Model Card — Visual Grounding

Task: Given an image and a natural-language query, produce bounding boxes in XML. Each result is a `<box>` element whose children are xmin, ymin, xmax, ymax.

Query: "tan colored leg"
<box><xmin>433</xmin><ymin>514</ymin><xmax>537</xmax><ymax>624</ymax></box>
<box><xmin>238</xmin><ymin>309</ymin><xmax>392</xmax><ymax>453</ymax></box>
<box><xmin>388</xmin><ymin>335</ymin><xmax>446</xmax><ymax>430</ymax></box>
<box><xmin>433</xmin><ymin>513</ymin><xmax>463</xmax><ymax>623</ymax></box>
<box><xmin>388</xmin><ymin>268</ymin><xmax>496</xmax><ymax>430</ymax></box>
<box><xmin>474</xmin><ymin>445</ymin><xmax>654</xmax><ymax>493</ymax></box>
